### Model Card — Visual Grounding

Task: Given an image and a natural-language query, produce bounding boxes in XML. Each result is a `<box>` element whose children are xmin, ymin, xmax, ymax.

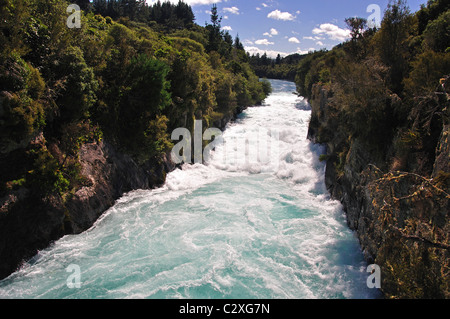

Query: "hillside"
<box><xmin>0</xmin><ymin>0</ymin><xmax>271</xmax><ymax>280</ymax></box>
<box><xmin>298</xmin><ymin>0</ymin><xmax>450</xmax><ymax>298</ymax></box>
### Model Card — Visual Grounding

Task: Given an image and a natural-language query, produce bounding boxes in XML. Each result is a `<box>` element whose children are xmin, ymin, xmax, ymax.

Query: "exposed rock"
<box><xmin>0</xmin><ymin>194</ymin><xmax>67</xmax><ymax>280</ymax></box>
<box><xmin>307</xmin><ymin>83</ymin><xmax>450</xmax><ymax>298</ymax></box>
<box><xmin>433</xmin><ymin>124</ymin><xmax>450</xmax><ymax>177</ymax></box>
<box><xmin>0</xmin><ymin>140</ymin><xmax>175</xmax><ymax>280</ymax></box>
<box><xmin>0</xmin><ymin>106</ymin><xmax>240</xmax><ymax>280</ymax></box>
<box><xmin>361</xmin><ymin>169</ymin><xmax>450</xmax><ymax>298</ymax></box>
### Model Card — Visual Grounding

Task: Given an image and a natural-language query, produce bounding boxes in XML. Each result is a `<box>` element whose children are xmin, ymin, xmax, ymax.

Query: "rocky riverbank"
<box><xmin>0</xmin><ymin>99</ymin><xmax>253</xmax><ymax>281</ymax></box>
<box><xmin>307</xmin><ymin>84</ymin><xmax>450</xmax><ymax>298</ymax></box>
<box><xmin>0</xmin><ymin>139</ymin><xmax>176</xmax><ymax>280</ymax></box>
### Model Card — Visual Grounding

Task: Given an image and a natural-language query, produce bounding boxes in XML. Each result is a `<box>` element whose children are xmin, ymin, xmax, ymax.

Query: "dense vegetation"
<box><xmin>296</xmin><ymin>0</ymin><xmax>449</xmax><ymax>178</ymax></box>
<box><xmin>296</xmin><ymin>0</ymin><xmax>449</xmax><ymax>298</ymax></box>
<box><xmin>249</xmin><ymin>53</ymin><xmax>306</xmax><ymax>81</ymax></box>
<box><xmin>0</xmin><ymin>0</ymin><xmax>271</xmax><ymax>201</ymax></box>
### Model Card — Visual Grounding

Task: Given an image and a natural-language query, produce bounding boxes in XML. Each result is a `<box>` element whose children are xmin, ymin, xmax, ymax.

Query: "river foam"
<box><xmin>0</xmin><ymin>80</ymin><xmax>381</xmax><ymax>299</ymax></box>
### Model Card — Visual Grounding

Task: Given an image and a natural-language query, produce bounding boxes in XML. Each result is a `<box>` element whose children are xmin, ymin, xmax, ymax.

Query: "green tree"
<box><xmin>422</xmin><ymin>10</ymin><xmax>450</xmax><ymax>52</ymax></box>
<box><xmin>51</xmin><ymin>46</ymin><xmax>98</xmax><ymax>123</ymax></box>
<box><xmin>0</xmin><ymin>0</ymin><xmax>30</xmax><ymax>57</ymax></box>
<box><xmin>344</xmin><ymin>17</ymin><xmax>369</xmax><ymax>59</ymax></box>
<box><xmin>372</xmin><ymin>0</ymin><xmax>412</xmax><ymax>93</ymax></box>
<box><xmin>0</xmin><ymin>54</ymin><xmax>46</xmax><ymax>153</ymax></box>
<box><xmin>206</xmin><ymin>4</ymin><xmax>223</xmax><ymax>52</ymax></box>
<box><xmin>118</xmin><ymin>54</ymin><xmax>172</xmax><ymax>161</ymax></box>
<box><xmin>234</xmin><ymin>34</ymin><xmax>244</xmax><ymax>50</ymax></box>
<box><xmin>73</xmin><ymin>0</ymin><xmax>92</xmax><ymax>11</ymax></box>
<box><xmin>404</xmin><ymin>50</ymin><xmax>450</xmax><ymax>95</ymax></box>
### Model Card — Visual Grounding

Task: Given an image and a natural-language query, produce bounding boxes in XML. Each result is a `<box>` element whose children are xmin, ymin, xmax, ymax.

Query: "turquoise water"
<box><xmin>0</xmin><ymin>80</ymin><xmax>380</xmax><ymax>299</ymax></box>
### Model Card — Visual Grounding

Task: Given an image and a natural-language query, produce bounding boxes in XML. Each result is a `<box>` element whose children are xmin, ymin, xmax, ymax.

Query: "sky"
<box><xmin>146</xmin><ymin>0</ymin><xmax>428</xmax><ymax>58</ymax></box>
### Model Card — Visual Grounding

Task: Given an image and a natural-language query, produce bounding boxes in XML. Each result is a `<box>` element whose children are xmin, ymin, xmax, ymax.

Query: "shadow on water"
<box><xmin>295</xmin><ymin>96</ymin><xmax>311</xmax><ymax>111</ymax></box>
<box><xmin>306</xmin><ymin>140</ymin><xmax>385</xmax><ymax>299</ymax></box>
<box><xmin>306</xmin><ymin>141</ymin><xmax>330</xmax><ymax>196</ymax></box>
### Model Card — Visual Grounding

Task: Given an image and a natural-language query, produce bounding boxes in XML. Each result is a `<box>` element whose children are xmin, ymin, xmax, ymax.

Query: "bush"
<box><xmin>51</xmin><ymin>46</ymin><xmax>98</xmax><ymax>123</ymax></box>
<box><xmin>404</xmin><ymin>50</ymin><xmax>450</xmax><ymax>96</ymax></box>
<box><xmin>422</xmin><ymin>10</ymin><xmax>450</xmax><ymax>52</ymax></box>
<box><xmin>0</xmin><ymin>55</ymin><xmax>46</xmax><ymax>149</ymax></box>
<box><xmin>26</xmin><ymin>146</ymin><xmax>70</xmax><ymax>196</ymax></box>
<box><xmin>117</xmin><ymin>54</ymin><xmax>172</xmax><ymax>162</ymax></box>
<box><xmin>261</xmin><ymin>78</ymin><xmax>272</xmax><ymax>96</ymax></box>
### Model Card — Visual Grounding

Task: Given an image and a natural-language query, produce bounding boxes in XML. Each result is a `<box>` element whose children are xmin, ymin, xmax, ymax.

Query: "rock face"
<box><xmin>308</xmin><ymin>84</ymin><xmax>450</xmax><ymax>298</ymax></box>
<box><xmin>64</xmin><ymin>141</ymin><xmax>174</xmax><ymax>234</ymax></box>
<box><xmin>0</xmin><ymin>107</ymin><xmax>245</xmax><ymax>281</ymax></box>
<box><xmin>0</xmin><ymin>140</ymin><xmax>175</xmax><ymax>280</ymax></box>
<box><xmin>433</xmin><ymin>124</ymin><xmax>450</xmax><ymax>178</ymax></box>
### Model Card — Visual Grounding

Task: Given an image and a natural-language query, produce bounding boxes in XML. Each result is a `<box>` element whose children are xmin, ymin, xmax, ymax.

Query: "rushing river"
<box><xmin>0</xmin><ymin>79</ymin><xmax>380</xmax><ymax>299</ymax></box>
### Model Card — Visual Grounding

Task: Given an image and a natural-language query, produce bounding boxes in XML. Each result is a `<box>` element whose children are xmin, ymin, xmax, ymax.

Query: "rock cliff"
<box><xmin>307</xmin><ymin>84</ymin><xmax>450</xmax><ymax>298</ymax></box>
<box><xmin>0</xmin><ymin>105</ymin><xmax>248</xmax><ymax>281</ymax></box>
<box><xmin>0</xmin><ymin>140</ymin><xmax>175</xmax><ymax>280</ymax></box>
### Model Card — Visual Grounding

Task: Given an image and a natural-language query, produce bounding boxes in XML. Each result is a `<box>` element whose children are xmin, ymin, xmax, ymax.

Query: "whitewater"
<box><xmin>0</xmin><ymin>79</ymin><xmax>380</xmax><ymax>299</ymax></box>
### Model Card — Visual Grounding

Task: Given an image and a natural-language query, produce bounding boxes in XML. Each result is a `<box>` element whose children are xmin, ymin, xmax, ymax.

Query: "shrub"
<box><xmin>404</xmin><ymin>50</ymin><xmax>450</xmax><ymax>96</ymax></box>
<box><xmin>422</xmin><ymin>10</ymin><xmax>450</xmax><ymax>52</ymax></box>
<box><xmin>26</xmin><ymin>146</ymin><xmax>70</xmax><ymax>196</ymax></box>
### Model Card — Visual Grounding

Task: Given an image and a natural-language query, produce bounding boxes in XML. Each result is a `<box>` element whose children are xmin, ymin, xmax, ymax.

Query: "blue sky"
<box><xmin>147</xmin><ymin>0</ymin><xmax>428</xmax><ymax>58</ymax></box>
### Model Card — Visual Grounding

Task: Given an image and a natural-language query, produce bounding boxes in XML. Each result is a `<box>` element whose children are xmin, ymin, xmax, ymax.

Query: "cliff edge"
<box><xmin>307</xmin><ymin>83</ymin><xmax>450</xmax><ymax>298</ymax></box>
<box><xmin>0</xmin><ymin>140</ymin><xmax>175</xmax><ymax>280</ymax></box>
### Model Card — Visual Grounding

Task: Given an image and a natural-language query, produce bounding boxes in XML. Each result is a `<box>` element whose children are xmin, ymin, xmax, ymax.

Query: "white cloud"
<box><xmin>222</xmin><ymin>26</ymin><xmax>232</xmax><ymax>31</ymax></box>
<box><xmin>267</xmin><ymin>10</ymin><xmax>295</xmax><ymax>21</ymax></box>
<box><xmin>255</xmin><ymin>39</ymin><xmax>275</xmax><ymax>45</ymax></box>
<box><xmin>296</xmin><ymin>47</ymin><xmax>316</xmax><ymax>55</ymax></box>
<box><xmin>264</xmin><ymin>28</ymin><xmax>278</xmax><ymax>37</ymax></box>
<box><xmin>312</xmin><ymin>23</ymin><xmax>351</xmax><ymax>41</ymax></box>
<box><xmin>245</xmin><ymin>46</ymin><xmax>287</xmax><ymax>59</ymax></box>
<box><xmin>223</xmin><ymin>6</ymin><xmax>240</xmax><ymax>15</ymax></box>
<box><xmin>245</xmin><ymin>46</ymin><xmax>314</xmax><ymax>59</ymax></box>
<box><xmin>316</xmin><ymin>41</ymin><xmax>324</xmax><ymax>46</ymax></box>
<box><xmin>288</xmin><ymin>37</ymin><xmax>300</xmax><ymax>43</ymax></box>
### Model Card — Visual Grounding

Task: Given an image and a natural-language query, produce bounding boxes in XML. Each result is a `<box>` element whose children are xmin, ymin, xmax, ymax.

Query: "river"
<box><xmin>0</xmin><ymin>79</ymin><xmax>380</xmax><ymax>299</ymax></box>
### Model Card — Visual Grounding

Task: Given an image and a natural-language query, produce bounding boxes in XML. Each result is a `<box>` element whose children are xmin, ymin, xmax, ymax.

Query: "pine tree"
<box><xmin>234</xmin><ymin>35</ymin><xmax>244</xmax><ymax>50</ymax></box>
<box><xmin>73</xmin><ymin>0</ymin><xmax>91</xmax><ymax>11</ymax></box>
<box><xmin>206</xmin><ymin>4</ymin><xmax>223</xmax><ymax>52</ymax></box>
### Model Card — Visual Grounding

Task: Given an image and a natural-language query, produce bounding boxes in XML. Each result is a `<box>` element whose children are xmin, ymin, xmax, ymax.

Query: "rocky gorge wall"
<box><xmin>307</xmin><ymin>84</ymin><xmax>450</xmax><ymax>298</ymax></box>
<box><xmin>0</xmin><ymin>139</ymin><xmax>175</xmax><ymax>280</ymax></box>
<box><xmin>0</xmin><ymin>102</ymin><xmax>251</xmax><ymax>281</ymax></box>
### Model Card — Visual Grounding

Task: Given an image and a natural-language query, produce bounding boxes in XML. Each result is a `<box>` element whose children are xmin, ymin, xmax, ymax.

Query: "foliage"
<box><xmin>26</xmin><ymin>145</ymin><xmax>70</xmax><ymax>196</ymax></box>
<box><xmin>296</xmin><ymin>0</ymin><xmax>450</xmax><ymax>150</ymax></box>
<box><xmin>422</xmin><ymin>10</ymin><xmax>450</xmax><ymax>52</ymax></box>
<box><xmin>0</xmin><ymin>54</ymin><xmax>46</xmax><ymax>151</ymax></box>
<box><xmin>371</xmin><ymin>0</ymin><xmax>413</xmax><ymax>94</ymax></box>
<box><xmin>117</xmin><ymin>54</ymin><xmax>172</xmax><ymax>162</ymax></box>
<box><xmin>51</xmin><ymin>46</ymin><xmax>98</xmax><ymax>123</ymax></box>
<box><xmin>0</xmin><ymin>0</ymin><xmax>271</xmax><ymax>200</ymax></box>
<box><xmin>249</xmin><ymin>53</ymin><xmax>306</xmax><ymax>81</ymax></box>
<box><xmin>92</xmin><ymin>0</ymin><xmax>195</xmax><ymax>31</ymax></box>
<box><xmin>294</xmin><ymin>1</ymin><xmax>450</xmax><ymax>298</ymax></box>
<box><xmin>404</xmin><ymin>50</ymin><xmax>450</xmax><ymax>95</ymax></box>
